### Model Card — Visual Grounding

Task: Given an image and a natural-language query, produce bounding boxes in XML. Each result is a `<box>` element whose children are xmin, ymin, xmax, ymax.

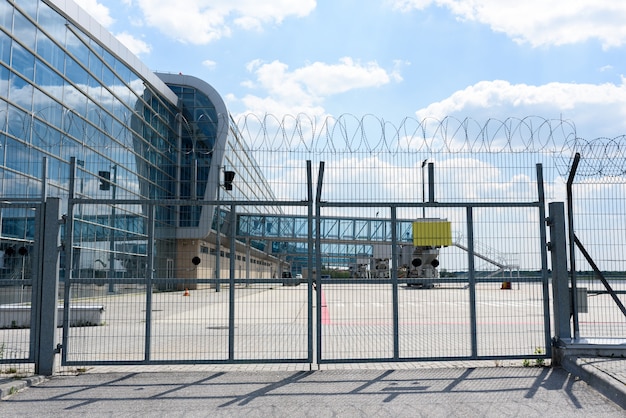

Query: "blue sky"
<box><xmin>76</xmin><ymin>0</ymin><xmax>626</xmax><ymax>140</ymax></box>
<box><xmin>69</xmin><ymin>0</ymin><xmax>626</xmax><ymax>270</ymax></box>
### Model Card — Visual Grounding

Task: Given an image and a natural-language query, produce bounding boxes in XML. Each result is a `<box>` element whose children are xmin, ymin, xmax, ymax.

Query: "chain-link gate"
<box><xmin>314</xmin><ymin>163</ymin><xmax>552</xmax><ymax>364</ymax></box>
<box><xmin>552</xmin><ymin>150</ymin><xmax>626</xmax><ymax>358</ymax></box>
<box><xmin>0</xmin><ymin>198</ymin><xmax>61</xmax><ymax>375</ymax></box>
<box><xmin>60</xmin><ymin>160</ymin><xmax>317</xmax><ymax>366</ymax></box>
<box><xmin>7</xmin><ymin>116</ymin><xmax>603</xmax><ymax>372</ymax></box>
<box><xmin>0</xmin><ymin>201</ymin><xmax>39</xmax><ymax>368</ymax></box>
<box><xmin>57</xmin><ymin>161</ymin><xmax>553</xmax><ymax>367</ymax></box>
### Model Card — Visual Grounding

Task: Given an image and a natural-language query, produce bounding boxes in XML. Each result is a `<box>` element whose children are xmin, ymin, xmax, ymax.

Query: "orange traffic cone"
<box><xmin>183</xmin><ymin>288</ymin><xmax>190</xmax><ymax>296</ymax></box>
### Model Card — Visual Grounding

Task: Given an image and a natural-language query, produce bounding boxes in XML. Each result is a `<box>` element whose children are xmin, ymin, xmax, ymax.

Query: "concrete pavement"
<box><xmin>0</xmin><ymin>358</ymin><xmax>625</xmax><ymax>417</ymax></box>
<box><xmin>559</xmin><ymin>356</ymin><xmax>626</xmax><ymax>410</ymax></box>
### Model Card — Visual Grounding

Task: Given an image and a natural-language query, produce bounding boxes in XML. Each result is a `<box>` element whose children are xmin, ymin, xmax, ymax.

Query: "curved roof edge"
<box><xmin>46</xmin><ymin>0</ymin><xmax>178</xmax><ymax>105</ymax></box>
<box><xmin>154</xmin><ymin>73</ymin><xmax>230</xmax><ymax>120</ymax></box>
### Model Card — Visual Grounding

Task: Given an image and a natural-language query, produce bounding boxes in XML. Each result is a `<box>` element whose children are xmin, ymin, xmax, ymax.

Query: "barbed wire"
<box><xmin>235</xmin><ymin>113</ymin><xmax>626</xmax><ymax>179</ymax></box>
<box><xmin>235</xmin><ymin>113</ymin><xmax>578</xmax><ymax>154</ymax></box>
<box><xmin>556</xmin><ymin>136</ymin><xmax>626</xmax><ymax>178</ymax></box>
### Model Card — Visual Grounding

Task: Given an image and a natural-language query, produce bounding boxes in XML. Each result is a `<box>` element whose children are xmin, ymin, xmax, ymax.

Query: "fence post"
<box><xmin>34</xmin><ymin>197</ymin><xmax>61</xmax><ymax>375</ymax></box>
<box><xmin>548</xmin><ymin>202</ymin><xmax>571</xmax><ymax>365</ymax></box>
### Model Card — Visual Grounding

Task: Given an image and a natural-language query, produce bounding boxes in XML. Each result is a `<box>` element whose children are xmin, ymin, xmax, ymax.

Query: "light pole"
<box><xmin>421</xmin><ymin>159</ymin><xmax>428</xmax><ymax>218</ymax></box>
<box><xmin>108</xmin><ymin>165</ymin><xmax>117</xmax><ymax>293</ymax></box>
<box><xmin>215</xmin><ymin>168</ymin><xmax>235</xmax><ymax>293</ymax></box>
<box><xmin>215</xmin><ymin>175</ymin><xmax>221</xmax><ymax>293</ymax></box>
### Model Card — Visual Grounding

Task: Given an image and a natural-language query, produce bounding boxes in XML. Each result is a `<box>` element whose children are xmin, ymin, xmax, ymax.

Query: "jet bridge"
<box><xmin>237</xmin><ymin>213</ymin><xmax>453</xmax><ymax>285</ymax></box>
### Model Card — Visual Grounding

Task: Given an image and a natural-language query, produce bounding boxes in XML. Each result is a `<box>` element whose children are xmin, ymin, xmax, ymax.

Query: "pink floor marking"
<box><xmin>320</xmin><ymin>289</ymin><xmax>331</xmax><ymax>325</ymax></box>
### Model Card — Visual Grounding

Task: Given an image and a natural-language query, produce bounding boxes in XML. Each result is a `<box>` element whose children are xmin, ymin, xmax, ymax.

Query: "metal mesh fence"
<box><xmin>0</xmin><ymin>202</ymin><xmax>39</xmax><ymax>375</ymax></box>
<box><xmin>564</xmin><ymin>138</ymin><xmax>626</xmax><ymax>341</ymax></box>
<box><xmin>1</xmin><ymin>116</ymin><xmax>625</xmax><ymax>372</ymax></box>
<box><xmin>62</xmin><ymin>199</ymin><xmax>313</xmax><ymax>365</ymax></box>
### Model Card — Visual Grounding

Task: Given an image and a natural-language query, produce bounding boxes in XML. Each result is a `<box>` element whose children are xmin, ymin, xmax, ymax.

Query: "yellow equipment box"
<box><xmin>412</xmin><ymin>220</ymin><xmax>452</xmax><ymax>247</ymax></box>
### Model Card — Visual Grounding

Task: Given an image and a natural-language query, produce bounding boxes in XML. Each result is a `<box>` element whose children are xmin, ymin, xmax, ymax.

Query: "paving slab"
<box><xmin>1</xmin><ymin>365</ymin><xmax>624</xmax><ymax>417</ymax></box>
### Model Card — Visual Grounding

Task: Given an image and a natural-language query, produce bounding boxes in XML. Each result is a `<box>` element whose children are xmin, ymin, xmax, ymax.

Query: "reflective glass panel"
<box><xmin>64</xmin><ymin>26</ymin><xmax>89</xmax><ymax>66</ymax></box>
<box><xmin>32</xmin><ymin>116</ymin><xmax>61</xmax><ymax>150</ymax></box>
<box><xmin>36</xmin><ymin>30</ymin><xmax>65</xmax><ymax>72</ymax></box>
<box><xmin>0</xmin><ymin>1</ymin><xmax>13</xmax><ymax>31</ymax></box>
<box><xmin>65</xmin><ymin>57</ymin><xmax>88</xmax><ymax>89</ymax></box>
<box><xmin>0</xmin><ymin>30</ymin><xmax>11</xmax><ymax>65</ymax></box>
<box><xmin>11</xmin><ymin>41</ymin><xmax>35</xmax><ymax>81</ymax></box>
<box><xmin>8</xmin><ymin>71</ymin><xmax>33</xmax><ymax>110</ymax></box>
<box><xmin>0</xmin><ymin>65</ymin><xmax>9</xmax><ymax>99</ymax></box>
<box><xmin>34</xmin><ymin>59</ymin><xmax>63</xmax><ymax>96</ymax></box>
<box><xmin>17</xmin><ymin>0</ymin><xmax>38</xmax><ymax>19</ymax></box>
<box><xmin>13</xmin><ymin>9</ymin><xmax>36</xmax><ymax>50</ymax></box>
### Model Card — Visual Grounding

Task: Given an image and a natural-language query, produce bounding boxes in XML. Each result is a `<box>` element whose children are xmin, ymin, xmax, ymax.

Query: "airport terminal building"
<box><xmin>0</xmin><ymin>0</ymin><xmax>282</xmax><ymax>286</ymax></box>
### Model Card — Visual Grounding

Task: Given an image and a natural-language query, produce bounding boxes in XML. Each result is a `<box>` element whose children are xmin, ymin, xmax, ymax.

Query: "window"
<box><xmin>11</xmin><ymin>41</ymin><xmax>35</xmax><ymax>81</ymax></box>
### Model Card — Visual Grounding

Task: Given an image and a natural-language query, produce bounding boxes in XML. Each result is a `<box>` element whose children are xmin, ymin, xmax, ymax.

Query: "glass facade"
<box><xmin>0</xmin><ymin>0</ymin><xmax>286</xmax><ymax>288</ymax></box>
<box><xmin>167</xmin><ymin>83</ymin><xmax>218</xmax><ymax>227</ymax></box>
<box><xmin>0</xmin><ymin>0</ymin><xmax>280</xmax><ymax>283</ymax></box>
<box><xmin>0</xmin><ymin>0</ymin><xmax>181</xmax><ymax>205</ymax></box>
<box><xmin>0</xmin><ymin>0</ymin><xmax>188</xmax><ymax>282</ymax></box>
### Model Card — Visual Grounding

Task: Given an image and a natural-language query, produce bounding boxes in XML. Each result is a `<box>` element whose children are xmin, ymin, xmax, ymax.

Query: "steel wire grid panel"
<box><xmin>61</xmin><ymin>116</ymin><xmax>573</xmax><ymax>366</ymax></box>
<box><xmin>0</xmin><ymin>284</ymin><xmax>33</xmax><ymax>365</ymax></box>
<box><xmin>62</xmin><ymin>280</ymin><xmax>311</xmax><ymax>364</ymax></box>
<box><xmin>565</xmin><ymin>143</ymin><xmax>626</xmax><ymax>342</ymax></box>
<box><xmin>0</xmin><ymin>257</ymin><xmax>35</xmax><ymax>367</ymax></box>
<box><xmin>316</xmin><ymin>206</ymin><xmax>551</xmax><ymax>363</ymax></box>
<box><xmin>0</xmin><ymin>202</ymin><xmax>41</xmax><ymax>372</ymax></box>
<box><xmin>574</xmin><ymin>276</ymin><xmax>626</xmax><ymax>340</ymax></box>
<box><xmin>62</xmin><ymin>200</ymin><xmax>312</xmax><ymax>365</ymax></box>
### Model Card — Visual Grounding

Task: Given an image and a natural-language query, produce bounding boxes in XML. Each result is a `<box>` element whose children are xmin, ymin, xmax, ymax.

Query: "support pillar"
<box><xmin>548</xmin><ymin>202</ymin><xmax>571</xmax><ymax>365</ymax></box>
<box><xmin>34</xmin><ymin>198</ymin><xmax>61</xmax><ymax>375</ymax></box>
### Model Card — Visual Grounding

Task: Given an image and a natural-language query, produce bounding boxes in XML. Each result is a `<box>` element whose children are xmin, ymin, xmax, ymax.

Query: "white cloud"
<box><xmin>114</xmin><ymin>32</ymin><xmax>152</xmax><ymax>56</ymax></box>
<box><xmin>237</xmin><ymin>58</ymin><xmax>400</xmax><ymax>117</ymax></box>
<box><xmin>390</xmin><ymin>0</ymin><xmax>626</xmax><ymax>49</ymax></box>
<box><xmin>415</xmin><ymin>79</ymin><xmax>626</xmax><ymax>139</ymax></box>
<box><xmin>74</xmin><ymin>0</ymin><xmax>114</xmax><ymax>28</ymax></box>
<box><xmin>134</xmin><ymin>0</ymin><xmax>316</xmax><ymax>44</ymax></box>
<box><xmin>232</xmin><ymin>59</ymin><xmax>402</xmax><ymax>152</ymax></box>
<box><xmin>202</xmin><ymin>60</ymin><xmax>217</xmax><ymax>70</ymax></box>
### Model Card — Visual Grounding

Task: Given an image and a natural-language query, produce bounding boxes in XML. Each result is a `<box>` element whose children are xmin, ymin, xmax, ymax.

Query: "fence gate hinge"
<box><xmin>55</xmin><ymin>343</ymin><xmax>63</xmax><ymax>354</ymax></box>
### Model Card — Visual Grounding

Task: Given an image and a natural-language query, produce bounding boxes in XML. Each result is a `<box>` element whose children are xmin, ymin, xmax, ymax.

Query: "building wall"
<box><xmin>0</xmin><ymin>0</ymin><xmax>281</xmax><ymax>285</ymax></box>
<box><xmin>175</xmin><ymin>238</ymin><xmax>279</xmax><ymax>290</ymax></box>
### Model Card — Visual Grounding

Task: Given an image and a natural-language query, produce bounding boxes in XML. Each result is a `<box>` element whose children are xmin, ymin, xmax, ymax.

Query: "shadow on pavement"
<box><xmin>1</xmin><ymin>367</ymin><xmax>624</xmax><ymax>417</ymax></box>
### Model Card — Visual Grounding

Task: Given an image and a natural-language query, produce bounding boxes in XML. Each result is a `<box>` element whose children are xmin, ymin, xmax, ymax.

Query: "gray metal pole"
<box><xmin>30</xmin><ymin>157</ymin><xmax>48</xmax><ymax>358</ymax></box>
<box><xmin>35</xmin><ymin>197</ymin><xmax>60</xmax><ymax>376</ymax></box>
<box><xmin>306</xmin><ymin>160</ymin><xmax>314</xmax><ymax>364</ymax></box>
<box><xmin>108</xmin><ymin>165</ymin><xmax>117</xmax><ymax>294</ymax></box>
<box><xmin>144</xmin><ymin>204</ymin><xmax>155</xmax><ymax>362</ymax></box>
<box><xmin>466</xmin><ymin>206</ymin><xmax>478</xmax><ymax>358</ymax></box>
<box><xmin>548</xmin><ymin>202</ymin><xmax>571</xmax><ymax>342</ymax></box>
<box><xmin>391</xmin><ymin>206</ymin><xmax>399</xmax><ymax>360</ymax></box>
<box><xmin>566</xmin><ymin>153</ymin><xmax>580</xmax><ymax>339</ymax></box>
<box><xmin>428</xmin><ymin>162</ymin><xmax>435</xmax><ymax>204</ymax></box>
<box><xmin>229</xmin><ymin>203</ymin><xmax>236</xmax><ymax>360</ymax></box>
<box><xmin>421</xmin><ymin>159</ymin><xmax>427</xmax><ymax>218</ymax></box>
<box><xmin>536</xmin><ymin>164</ymin><xmax>552</xmax><ymax>357</ymax></box>
<box><xmin>315</xmin><ymin>161</ymin><xmax>325</xmax><ymax>364</ymax></box>
<box><xmin>61</xmin><ymin>158</ymin><xmax>77</xmax><ymax>366</ymax></box>
<box><xmin>215</xmin><ymin>172</ymin><xmax>221</xmax><ymax>292</ymax></box>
